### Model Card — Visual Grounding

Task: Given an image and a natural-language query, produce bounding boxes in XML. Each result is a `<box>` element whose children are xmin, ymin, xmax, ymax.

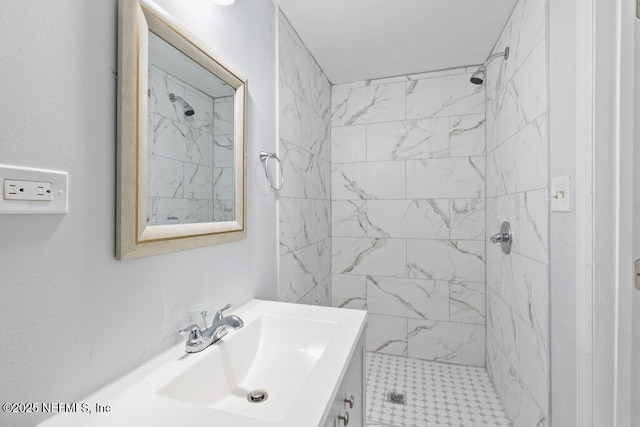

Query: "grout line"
<box><xmin>330</xmin><ymin>112</ymin><xmax>486</xmax><ymax>129</ymax></box>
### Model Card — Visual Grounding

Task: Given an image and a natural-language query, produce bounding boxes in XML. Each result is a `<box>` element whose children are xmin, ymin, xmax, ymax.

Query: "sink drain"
<box><xmin>247</xmin><ymin>389</ymin><xmax>269</xmax><ymax>403</ymax></box>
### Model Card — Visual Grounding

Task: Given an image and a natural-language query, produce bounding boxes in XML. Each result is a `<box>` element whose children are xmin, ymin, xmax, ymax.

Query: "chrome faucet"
<box><xmin>179</xmin><ymin>304</ymin><xmax>244</xmax><ymax>353</ymax></box>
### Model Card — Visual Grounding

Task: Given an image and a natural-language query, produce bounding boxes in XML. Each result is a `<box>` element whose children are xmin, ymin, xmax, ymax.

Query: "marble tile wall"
<box><xmin>330</xmin><ymin>67</ymin><xmax>487</xmax><ymax>367</ymax></box>
<box><xmin>147</xmin><ymin>66</ymin><xmax>233</xmax><ymax>224</ymax></box>
<box><xmin>484</xmin><ymin>0</ymin><xmax>549</xmax><ymax>426</ymax></box>
<box><xmin>277</xmin><ymin>11</ymin><xmax>332</xmax><ymax>306</ymax></box>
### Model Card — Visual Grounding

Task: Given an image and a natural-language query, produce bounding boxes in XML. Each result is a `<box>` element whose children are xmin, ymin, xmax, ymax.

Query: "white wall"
<box><xmin>0</xmin><ymin>1</ymin><xmax>277</xmax><ymax>425</ymax></box>
<box><xmin>548</xmin><ymin>0</ymin><xmax>577</xmax><ymax>424</ymax></box>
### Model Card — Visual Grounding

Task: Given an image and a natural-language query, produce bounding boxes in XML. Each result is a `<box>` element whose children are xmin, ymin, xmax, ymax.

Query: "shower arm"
<box><xmin>482</xmin><ymin>47</ymin><xmax>510</xmax><ymax>67</ymax></box>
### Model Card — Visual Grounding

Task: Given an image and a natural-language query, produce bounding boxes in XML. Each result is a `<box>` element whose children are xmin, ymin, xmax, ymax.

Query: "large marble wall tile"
<box><xmin>332</xmin><ymin>274</ymin><xmax>366</xmax><ymax>309</ymax></box>
<box><xmin>331</xmin><ymin>83</ymin><xmax>406</xmax><ymax>126</ymax></box>
<box><xmin>151</xmin><ymin>116</ymin><xmax>212</xmax><ymax>168</ymax></box>
<box><xmin>278</xmin><ymin>12</ymin><xmax>327</xmax><ymax>114</ymax></box>
<box><xmin>212</xmin><ymin>167</ymin><xmax>233</xmax><ymax>201</ymax></box>
<box><xmin>212</xmin><ymin>99</ymin><xmax>233</xmax><ymax>135</ymax></box>
<box><xmin>408</xmin><ymin>319</ymin><xmax>485</xmax><ymax>366</ymax></box>
<box><xmin>298</xmin><ymin>276</ymin><xmax>331</xmax><ymax>307</ymax></box>
<box><xmin>493</xmin><ymin>249</ymin><xmax>549</xmax><ymax>340</ymax></box>
<box><xmin>279</xmin><ymin>140</ymin><xmax>329</xmax><ymax>199</ymax></box>
<box><xmin>300</xmin><ymin>198</ymin><xmax>330</xmax><ymax>246</ymax></box>
<box><xmin>327</xmin><ymin>56</ymin><xmax>493</xmax><ymax>369</ymax></box>
<box><xmin>185</xmin><ymin>88</ymin><xmax>214</xmax><ymax>131</ymax></box>
<box><xmin>148</xmin><ymin>155</ymin><xmax>184</xmax><ymax>198</ymax></box>
<box><xmin>450</xmin><ymin>199</ymin><xmax>485</xmax><ymax>240</ymax></box>
<box><xmin>279</xmin><ymin>82</ymin><xmax>302</xmax><ymax>145</ymax></box>
<box><xmin>332</xmin><ymin>200</ymin><xmax>367</xmax><ymax>238</ymax></box>
<box><xmin>450</xmin><ymin>281</ymin><xmax>486</xmax><ymax>325</ymax></box>
<box><xmin>484</xmin><ymin>3</ymin><xmax>549</xmax><ymax>423</ymax></box>
<box><xmin>407</xmin><ymin>239</ymin><xmax>485</xmax><ymax>283</ymax></box>
<box><xmin>149</xmin><ymin>66</ymin><xmax>184</xmax><ymax>123</ymax></box>
<box><xmin>300</xmin><ymin>100</ymin><xmax>330</xmax><ymax>161</ymax></box>
<box><xmin>518</xmin><ymin>318</ymin><xmax>549</xmax><ymax>414</ymax></box>
<box><xmin>486</xmin><ymin>331</ymin><xmax>547</xmax><ymax>427</ymax></box>
<box><xmin>487</xmin><ymin>114</ymin><xmax>548</xmax><ymax>197</ymax></box>
<box><xmin>213</xmin><ymin>199</ymin><xmax>233</xmax><ymax>222</ymax></box>
<box><xmin>367</xmin><ymin>276</ymin><xmax>449</xmax><ymax>320</ymax></box>
<box><xmin>278</xmin><ymin>10</ymin><xmax>332</xmax><ymax>311</ymax></box>
<box><xmin>449</xmin><ymin>114</ymin><xmax>486</xmax><ymax>157</ymax></box>
<box><xmin>487</xmin><ymin>41</ymin><xmax>547</xmax><ymax>150</ymax></box>
<box><xmin>487</xmin><ymin>288</ymin><xmax>520</xmax><ymax>371</ymax></box>
<box><xmin>406</xmin><ymin>157</ymin><xmax>485</xmax><ymax>199</ymax></box>
<box><xmin>406</xmin><ymin>74</ymin><xmax>485</xmax><ymax>119</ymax></box>
<box><xmin>279</xmin><ymin>238</ymin><xmax>331</xmax><ymax>303</ymax></box>
<box><xmin>213</xmin><ymin>135</ymin><xmax>234</xmax><ymax>168</ymax></box>
<box><xmin>331</xmin><ymin>125</ymin><xmax>366</xmax><ymax>163</ymax></box>
<box><xmin>279</xmin><ymin>197</ymin><xmax>303</xmax><ymax>255</ymax></box>
<box><xmin>333</xmin><ymin>237</ymin><xmax>406</xmax><ymax>277</ymax></box>
<box><xmin>332</xmin><ymin>161</ymin><xmax>405</xmax><ymax>200</ymax></box>
<box><xmin>367</xmin><ymin>314</ymin><xmax>408</xmax><ymax>356</ymax></box>
<box><xmin>152</xmin><ymin>116</ymin><xmax>191</xmax><ymax>163</ymax></box>
<box><xmin>183</xmin><ymin>164</ymin><xmax>213</xmax><ymax>200</ymax></box>
<box><xmin>489</xmin><ymin>0</ymin><xmax>546</xmax><ymax>87</ymax></box>
<box><xmin>485</xmin><ymin>243</ymin><xmax>503</xmax><ymax>295</ymax></box>
<box><xmin>366</xmin><ymin>118</ymin><xmax>449</xmax><ymax>160</ymax></box>
<box><xmin>366</xmin><ymin>199</ymin><xmax>449</xmax><ymax>239</ymax></box>
<box><xmin>149</xmin><ymin>197</ymin><xmax>210</xmax><ymax>225</ymax></box>
<box><xmin>487</xmin><ymin>189</ymin><xmax>549</xmax><ymax>262</ymax></box>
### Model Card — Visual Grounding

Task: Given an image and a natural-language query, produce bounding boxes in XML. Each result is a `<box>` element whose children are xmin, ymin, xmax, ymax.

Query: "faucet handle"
<box><xmin>200</xmin><ymin>311</ymin><xmax>208</xmax><ymax>329</ymax></box>
<box><xmin>213</xmin><ymin>304</ymin><xmax>232</xmax><ymax>323</ymax></box>
<box><xmin>179</xmin><ymin>324</ymin><xmax>203</xmax><ymax>342</ymax></box>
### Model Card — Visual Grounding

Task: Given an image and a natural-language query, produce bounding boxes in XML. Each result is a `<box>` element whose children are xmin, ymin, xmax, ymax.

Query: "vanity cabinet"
<box><xmin>322</xmin><ymin>331</ymin><xmax>366</xmax><ymax>427</ymax></box>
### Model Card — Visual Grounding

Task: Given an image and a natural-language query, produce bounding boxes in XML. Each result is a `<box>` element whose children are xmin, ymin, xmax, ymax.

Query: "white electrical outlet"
<box><xmin>551</xmin><ymin>175</ymin><xmax>571</xmax><ymax>212</ymax></box>
<box><xmin>4</xmin><ymin>179</ymin><xmax>53</xmax><ymax>201</ymax></box>
<box><xmin>0</xmin><ymin>165</ymin><xmax>68</xmax><ymax>214</ymax></box>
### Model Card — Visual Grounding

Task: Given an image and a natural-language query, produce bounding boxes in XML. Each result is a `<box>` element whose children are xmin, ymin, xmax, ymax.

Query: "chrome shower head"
<box><xmin>469</xmin><ymin>47</ymin><xmax>510</xmax><ymax>85</ymax></box>
<box><xmin>470</xmin><ymin>66</ymin><xmax>486</xmax><ymax>85</ymax></box>
<box><xmin>169</xmin><ymin>93</ymin><xmax>195</xmax><ymax>116</ymax></box>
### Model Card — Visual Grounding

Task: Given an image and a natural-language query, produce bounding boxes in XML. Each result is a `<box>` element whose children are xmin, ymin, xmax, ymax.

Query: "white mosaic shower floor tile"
<box><xmin>366</xmin><ymin>352</ymin><xmax>511</xmax><ymax>427</ymax></box>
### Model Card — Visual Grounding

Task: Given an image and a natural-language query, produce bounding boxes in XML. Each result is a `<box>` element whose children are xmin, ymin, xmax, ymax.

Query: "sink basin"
<box><xmin>39</xmin><ymin>300</ymin><xmax>366</xmax><ymax>427</ymax></box>
<box><xmin>158</xmin><ymin>315</ymin><xmax>338</xmax><ymax>422</ymax></box>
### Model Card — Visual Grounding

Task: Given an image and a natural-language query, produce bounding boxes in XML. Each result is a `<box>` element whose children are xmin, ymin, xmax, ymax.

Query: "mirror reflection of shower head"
<box><xmin>168</xmin><ymin>93</ymin><xmax>195</xmax><ymax>116</ymax></box>
<box><xmin>470</xmin><ymin>47</ymin><xmax>510</xmax><ymax>85</ymax></box>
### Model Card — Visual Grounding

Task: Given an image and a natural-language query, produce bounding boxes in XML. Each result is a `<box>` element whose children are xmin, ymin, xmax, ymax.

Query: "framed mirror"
<box><xmin>117</xmin><ymin>0</ymin><xmax>246</xmax><ymax>259</ymax></box>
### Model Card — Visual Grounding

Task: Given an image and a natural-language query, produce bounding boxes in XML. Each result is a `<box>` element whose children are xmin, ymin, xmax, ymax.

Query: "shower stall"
<box><xmin>277</xmin><ymin>0</ymin><xmax>549</xmax><ymax>425</ymax></box>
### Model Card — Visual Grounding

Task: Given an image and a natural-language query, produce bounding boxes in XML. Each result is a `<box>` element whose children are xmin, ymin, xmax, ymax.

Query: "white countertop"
<box><xmin>39</xmin><ymin>300</ymin><xmax>367</xmax><ymax>427</ymax></box>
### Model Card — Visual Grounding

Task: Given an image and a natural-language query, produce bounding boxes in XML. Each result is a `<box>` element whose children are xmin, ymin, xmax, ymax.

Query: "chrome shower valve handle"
<box><xmin>490</xmin><ymin>221</ymin><xmax>512</xmax><ymax>254</ymax></box>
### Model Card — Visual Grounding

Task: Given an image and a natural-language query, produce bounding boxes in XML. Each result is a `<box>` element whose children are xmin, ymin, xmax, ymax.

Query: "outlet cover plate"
<box><xmin>0</xmin><ymin>165</ymin><xmax>68</xmax><ymax>214</ymax></box>
<box><xmin>551</xmin><ymin>175</ymin><xmax>571</xmax><ymax>212</ymax></box>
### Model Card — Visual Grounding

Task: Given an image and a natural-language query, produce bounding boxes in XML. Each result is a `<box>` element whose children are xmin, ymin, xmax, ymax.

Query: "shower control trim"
<box><xmin>490</xmin><ymin>221</ymin><xmax>512</xmax><ymax>254</ymax></box>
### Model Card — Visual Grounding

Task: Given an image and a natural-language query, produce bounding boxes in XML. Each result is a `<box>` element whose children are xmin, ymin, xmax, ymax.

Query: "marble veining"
<box><xmin>406</xmin><ymin>74</ymin><xmax>485</xmax><ymax>119</ymax></box>
<box><xmin>484</xmin><ymin>1</ymin><xmax>550</xmax><ymax>424</ymax></box>
<box><xmin>330</xmin><ymin>67</ymin><xmax>489</xmax><ymax>367</ymax></box>
<box><xmin>278</xmin><ymin>10</ymin><xmax>332</xmax><ymax>306</ymax></box>
<box><xmin>366</xmin><ymin>118</ymin><xmax>449</xmax><ymax>161</ymax></box>
<box><xmin>331</xmin><ymin>83</ymin><xmax>406</xmax><ymax>126</ymax></box>
<box><xmin>147</xmin><ymin>65</ymin><xmax>235</xmax><ymax>225</ymax></box>
<box><xmin>366</xmin><ymin>276</ymin><xmax>449</xmax><ymax>320</ymax></box>
<box><xmin>407</xmin><ymin>319</ymin><xmax>485</xmax><ymax>367</ymax></box>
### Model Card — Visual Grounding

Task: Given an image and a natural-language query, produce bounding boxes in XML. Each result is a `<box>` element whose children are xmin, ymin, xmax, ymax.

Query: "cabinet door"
<box><xmin>323</xmin><ymin>382</ymin><xmax>343</xmax><ymax>427</ymax></box>
<box><xmin>337</xmin><ymin>332</ymin><xmax>366</xmax><ymax>427</ymax></box>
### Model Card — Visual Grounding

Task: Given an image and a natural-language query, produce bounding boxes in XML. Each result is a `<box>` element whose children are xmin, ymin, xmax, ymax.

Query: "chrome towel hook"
<box><xmin>259</xmin><ymin>151</ymin><xmax>284</xmax><ymax>191</ymax></box>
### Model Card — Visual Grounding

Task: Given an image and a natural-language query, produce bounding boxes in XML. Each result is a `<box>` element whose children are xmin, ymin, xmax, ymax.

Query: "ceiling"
<box><xmin>274</xmin><ymin>0</ymin><xmax>518</xmax><ymax>84</ymax></box>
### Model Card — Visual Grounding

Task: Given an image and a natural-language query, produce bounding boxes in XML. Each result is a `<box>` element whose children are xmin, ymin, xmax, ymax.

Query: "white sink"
<box><xmin>39</xmin><ymin>300</ymin><xmax>367</xmax><ymax>427</ymax></box>
<box><xmin>158</xmin><ymin>315</ymin><xmax>338</xmax><ymax>422</ymax></box>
